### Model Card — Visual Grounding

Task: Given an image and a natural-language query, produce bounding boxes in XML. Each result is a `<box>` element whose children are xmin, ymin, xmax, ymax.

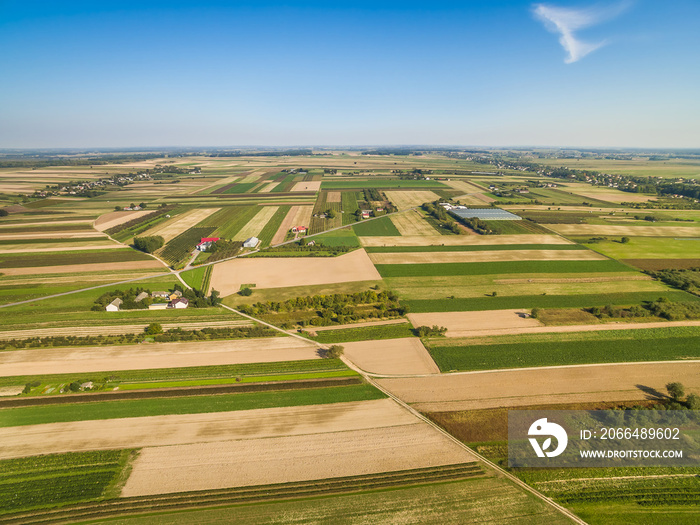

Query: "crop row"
<box><xmin>257</xmin><ymin>205</ymin><xmax>290</xmax><ymax>247</ymax></box>
<box><xmin>198</xmin><ymin>205</ymin><xmax>259</xmax><ymax>238</ymax></box>
<box><xmin>311</xmin><ymin>323</ymin><xmax>415</xmax><ymax>343</ymax></box>
<box><xmin>0</xmin><ymin>462</ymin><xmax>483</xmax><ymax>524</ymax></box>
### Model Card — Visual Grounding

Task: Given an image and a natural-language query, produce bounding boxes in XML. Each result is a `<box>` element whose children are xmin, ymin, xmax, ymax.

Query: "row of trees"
<box><xmin>133</xmin><ymin>235</ymin><xmax>164</xmax><ymax>253</ymax></box>
<box><xmin>588</xmin><ymin>297</ymin><xmax>700</xmax><ymax>321</ymax></box>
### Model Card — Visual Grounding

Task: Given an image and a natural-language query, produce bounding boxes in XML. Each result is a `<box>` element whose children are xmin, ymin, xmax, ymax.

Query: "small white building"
<box><xmin>243</xmin><ymin>237</ymin><xmax>260</xmax><ymax>248</ymax></box>
<box><xmin>106</xmin><ymin>298</ymin><xmax>122</xmax><ymax>312</ymax></box>
<box><xmin>148</xmin><ymin>303</ymin><xmax>168</xmax><ymax>310</ymax></box>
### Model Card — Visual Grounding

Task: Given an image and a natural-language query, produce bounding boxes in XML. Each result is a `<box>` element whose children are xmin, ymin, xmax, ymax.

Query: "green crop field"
<box><xmin>0</xmin><ymin>249</ymin><xmax>151</xmax><ymax>268</ymax></box>
<box><xmin>257</xmin><ymin>205</ymin><xmax>290</xmax><ymax>246</ymax></box>
<box><xmin>0</xmin><ymin>383</ymin><xmax>384</xmax><ymax>427</ymax></box>
<box><xmin>376</xmin><ymin>259</ymin><xmax>633</xmax><ymax>278</ymax></box>
<box><xmin>179</xmin><ymin>265</ymin><xmax>212</xmax><ymax>291</ymax></box>
<box><xmin>197</xmin><ymin>205</ymin><xmax>259</xmax><ymax>238</ymax></box>
<box><xmin>0</xmin><ymin>359</ymin><xmax>348</xmax><ymax>390</ymax></box>
<box><xmin>0</xmin><ymin>450</ymin><xmax>131</xmax><ymax>514</ymax></box>
<box><xmin>427</xmin><ymin>325</ymin><xmax>700</xmax><ymax>371</ymax></box>
<box><xmin>585</xmin><ymin>237</ymin><xmax>700</xmax><ymax>260</ymax></box>
<box><xmin>352</xmin><ymin>216</ymin><xmax>401</xmax><ymax>236</ymax></box>
<box><xmin>312</xmin><ymin>323</ymin><xmax>415</xmax><ymax>343</ymax></box>
<box><xmin>321</xmin><ymin>180</ymin><xmax>446</xmax><ymax>189</ymax></box>
<box><xmin>405</xmin><ymin>290</ymin><xmax>696</xmax><ymax>312</ymax></box>
<box><xmin>83</xmin><ymin>476</ymin><xmax>572</xmax><ymax>525</ymax></box>
<box><xmin>341</xmin><ymin>191</ymin><xmax>361</xmax><ymax>225</ymax></box>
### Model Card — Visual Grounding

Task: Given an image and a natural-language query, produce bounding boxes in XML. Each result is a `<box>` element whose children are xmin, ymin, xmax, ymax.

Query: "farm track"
<box><xmin>0</xmin><ymin>377</ymin><xmax>360</xmax><ymax>408</ymax></box>
<box><xmin>0</xmin><ymin>463</ymin><xmax>485</xmax><ymax>525</ymax></box>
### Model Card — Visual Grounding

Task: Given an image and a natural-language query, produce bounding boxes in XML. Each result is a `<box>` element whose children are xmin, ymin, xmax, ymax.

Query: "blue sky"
<box><xmin>1</xmin><ymin>1</ymin><xmax>698</xmax><ymax>148</ymax></box>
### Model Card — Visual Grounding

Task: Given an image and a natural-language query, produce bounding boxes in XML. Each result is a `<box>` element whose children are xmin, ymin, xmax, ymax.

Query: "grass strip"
<box><xmin>364</xmin><ymin>244</ymin><xmax>586</xmax><ymax>253</ymax></box>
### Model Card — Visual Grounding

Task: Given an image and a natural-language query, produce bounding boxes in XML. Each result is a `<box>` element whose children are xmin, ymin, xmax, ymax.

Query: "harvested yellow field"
<box><xmin>270</xmin><ymin>205</ymin><xmax>299</xmax><ymax>245</ymax></box>
<box><xmin>259</xmin><ymin>181</ymin><xmax>279</xmax><ymax>193</ymax></box>
<box><xmin>0</xmin><ymin>399</ymin><xmax>415</xmax><ymax>459</ymax></box>
<box><xmin>547</xmin><ymin>224</ymin><xmax>700</xmax><ymax>237</ymax></box>
<box><xmin>326</xmin><ymin>191</ymin><xmax>341</xmax><ymax>203</ymax></box>
<box><xmin>291</xmin><ymin>181</ymin><xmax>322</xmax><ymax>192</ymax></box>
<box><xmin>210</xmin><ymin>249</ymin><xmax>381</xmax><ymax>296</ymax></box>
<box><xmin>369</xmin><ymin>249</ymin><xmax>605</xmax><ymax>265</ymax></box>
<box><xmin>576</xmin><ymin>192</ymin><xmax>655</xmax><ymax>203</ymax></box>
<box><xmin>343</xmin><ymin>338</ymin><xmax>439</xmax><ymax>375</ymax></box>
<box><xmin>359</xmin><ymin>234</ymin><xmax>572</xmax><ymax>247</ymax></box>
<box><xmin>294</xmin><ymin>205</ymin><xmax>314</xmax><ymax>228</ymax></box>
<box><xmin>390</xmin><ymin>210</ymin><xmax>440</xmax><ymax>236</ymax></box>
<box><xmin>377</xmin><ymin>362</ymin><xmax>700</xmax><ymax>412</ymax></box>
<box><xmin>94</xmin><ymin>210</ymin><xmax>154</xmax><ymax>231</ymax></box>
<box><xmin>0</xmin><ymin>337</ymin><xmax>319</xmax><ymax>377</ymax></box>
<box><xmin>232</xmin><ymin>206</ymin><xmax>279</xmax><ymax>241</ymax></box>
<box><xmin>145</xmin><ymin>208</ymin><xmax>220</xmax><ymax>242</ymax></box>
<box><xmin>444</xmin><ymin>181</ymin><xmax>495</xmax><ymax>202</ymax></box>
<box><xmin>384</xmin><ymin>191</ymin><xmax>440</xmax><ymax>210</ymax></box>
<box><xmin>407</xmin><ymin>310</ymin><xmax>541</xmax><ymax>337</ymax></box>
<box><xmin>0</xmin><ymin>260</ymin><xmax>165</xmax><ymax>276</ymax></box>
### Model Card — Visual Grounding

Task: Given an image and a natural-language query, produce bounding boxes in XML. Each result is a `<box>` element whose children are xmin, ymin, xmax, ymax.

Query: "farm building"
<box><xmin>134</xmin><ymin>292</ymin><xmax>149</xmax><ymax>303</ymax></box>
<box><xmin>290</xmin><ymin>226</ymin><xmax>307</xmax><ymax>234</ymax></box>
<box><xmin>361</xmin><ymin>210</ymin><xmax>371</xmax><ymax>219</ymax></box>
<box><xmin>169</xmin><ymin>290</ymin><xmax>183</xmax><ymax>301</ymax></box>
<box><xmin>450</xmin><ymin>208</ymin><xmax>522</xmax><ymax>221</ymax></box>
<box><xmin>148</xmin><ymin>303</ymin><xmax>168</xmax><ymax>310</ymax></box>
<box><xmin>105</xmin><ymin>298</ymin><xmax>122</xmax><ymax>312</ymax></box>
<box><xmin>169</xmin><ymin>298</ymin><xmax>189</xmax><ymax>309</ymax></box>
<box><xmin>152</xmin><ymin>291</ymin><xmax>170</xmax><ymax>299</ymax></box>
<box><xmin>196</xmin><ymin>237</ymin><xmax>220</xmax><ymax>251</ymax></box>
<box><xmin>243</xmin><ymin>237</ymin><xmax>260</xmax><ymax>248</ymax></box>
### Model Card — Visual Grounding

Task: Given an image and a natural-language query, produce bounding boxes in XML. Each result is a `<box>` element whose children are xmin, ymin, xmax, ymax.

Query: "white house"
<box><xmin>169</xmin><ymin>297</ymin><xmax>189</xmax><ymax>309</ymax></box>
<box><xmin>106</xmin><ymin>298</ymin><xmax>122</xmax><ymax>312</ymax></box>
<box><xmin>243</xmin><ymin>237</ymin><xmax>260</xmax><ymax>248</ymax></box>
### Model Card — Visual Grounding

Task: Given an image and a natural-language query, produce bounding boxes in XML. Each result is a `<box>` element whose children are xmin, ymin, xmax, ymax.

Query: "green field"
<box><xmin>352</xmin><ymin>216</ymin><xmax>401</xmax><ymax>236</ymax></box>
<box><xmin>0</xmin><ymin>383</ymin><xmax>384</xmax><ymax>427</ymax></box>
<box><xmin>257</xmin><ymin>205</ymin><xmax>290</xmax><ymax>246</ymax></box>
<box><xmin>312</xmin><ymin>323</ymin><xmax>415</xmax><ymax>343</ymax></box>
<box><xmin>0</xmin><ymin>359</ymin><xmax>348</xmax><ymax>390</ymax></box>
<box><xmin>585</xmin><ymin>237</ymin><xmax>700</xmax><ymax>260</ymax></box>
<box><xmin>179</xmin><ymin>265</ymin><xmax>211</xmax><ymax>290</ymax></box>
<box><xmin>197</xmin><ymin>205</ymin><xmax>259</xmax><ymax>238</ymax></box>
<box><xmin>0</xmin><ymin>248</ymin><xmax>151</xmax><ymax>268</ymax></box>
<box><xmin>80</xmin><ymin>476</ymin><xmax>571</xmax><ymax>525</ymax></box>
<box><xmin>0</xmin><ymin>450</ymin><xmax>131</xmax><ymax>514</ymax></box>
<box><xmin>405</xmin><ymin>291</ymin><xmax>696</xmax><ymax>312</ymax></box>
<box><xmin>376</xmin><ymin>259</ymin><xmax>634</xmax><ymax>278</ymax></box>
<box><xmin>427</xmin><ymin>325</ymin><xmax>700</xmax><ymax>371</ymax></box>
<box><xmin>341</xmin><ymin>191</ymin><xmax>361</xmax><ymax>225</ymax></box>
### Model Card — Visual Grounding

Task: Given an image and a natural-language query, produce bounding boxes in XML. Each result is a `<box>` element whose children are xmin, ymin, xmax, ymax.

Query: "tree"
<box><xmin>114</xmin><ymin>205</ymin><xmax>121</xmax><ymax>211</ymax></box>
<box><xmin>686</xmin><ymin>393</ymin><xmax>700</xmax><ymax>410</ymax></box>
<box><xmin>325</xmin><ymin>345</ymin><xmax>344</xmax><ymax>359</ymax></box>
<box><xmin>621</xmin><ymin>236</ymin><xmax>630</xmax><ymax>244</ymax></box>
<box><xmin>145</xmin><ymin>323</ymin><xmax>163</xmax><ymax>335</ymax></box>
<box><xmin>133</xmin><ymin>235</ymin><xmax>164</xmax><ymax>253</ymax></box>
<box><xmin>239</xmin><ymin>287</ymin><xmax>253</xmax><ymax>296</ymax></box>
<box><xmin>666</xmin><ymin>382</ymin><xmax>685</xmax><ymax>401</ymax></box>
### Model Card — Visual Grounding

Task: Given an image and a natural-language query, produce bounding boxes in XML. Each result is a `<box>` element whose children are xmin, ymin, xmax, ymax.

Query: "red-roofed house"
<box><xmin>290</xmin><ymin>226</ymin><xmax>307</xmax><ymax>234</ymax></box>
<box><xmin>168</xmin><ymin>297</ymin><xmax>189</xmax><ymax>309</ymax></box>
<box><xmin>196</xmin><ymin>237</ymin><xmax>220</xmax><ymax>251</ymax></box>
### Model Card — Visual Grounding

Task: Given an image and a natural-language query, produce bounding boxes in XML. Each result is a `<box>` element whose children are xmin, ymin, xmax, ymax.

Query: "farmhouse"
<box><xmin>105</xmin><ymin>298</ymin><xmax>122</xmax><ymax>312</ymax></box>
<box><xmin>169</xmin><ymin>297</ymin><xmax>189</xmax><ymax>309</ymax></box>
<box><xmin>152</xmin><ymin>291</ymin><xmax>170</xmax><ymax>299</ymax></box>
<box><xmin>243</xmin><ymin>237</ymin><xmax>260</xmax><ymax>248</ymax></box>
<box><xmin>361</xmin><ymin>210</ymin><xmax>371</xmax><ymax>219</ymax></box>
<box><xmin>134</xmin><ymin>292</ymin><xmax>149</xmax><ymax>303</ymax></box>
<box><xmin>196</xmin><ymin>237</ymin><xmax>220</xmax><ymax>251</ymax></box>
<box><xmin>169</xmin><ymin>290</ymin><xmax>183</xmax><ymax>301</ymax></box>
<box><xmin>290</xmin><ymin>226</ymin><xmax>307</xmax><ymax>234</ymax></box>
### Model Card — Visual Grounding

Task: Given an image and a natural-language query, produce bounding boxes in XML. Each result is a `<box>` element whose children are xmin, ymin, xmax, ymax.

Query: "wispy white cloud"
<box><xmin>533</xmin><ymin>2</ymin><xmax>632</xmax><ymax>63</ymax></box>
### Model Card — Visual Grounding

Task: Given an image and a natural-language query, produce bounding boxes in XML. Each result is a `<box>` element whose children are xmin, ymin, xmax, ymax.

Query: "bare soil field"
<box><xmin>291</xmin><ymin>181</ymin><xmax>322</xmax><ymax>192</ymax></box>
<box><xmin>210</xmin><ymin>249</ymin><xmax>381</xmax><ymax>296</ymax></box>
<box><xmin>377</xmin><ymin>362</ymin><xmax>700</xmax><ymax>412</ymax></box>
<box><xmin>368</xmin><ymin>249</ymin><xmax>605</xmax><ymax>265</ymax></box>
<box><xmin>344</xmin><ymin>338</ymin><xmax>439</xmax><ymax>375</ymax></box>
<box><xmin>233</xmin><ymin>206</ymin><xmax>279</xmax><ymax>241</ymax></box>
<box><xmin>326</xmin><ymin>191</ymin><xmax>341</xmax><ymax>203</ymax></box>
<box><xmin>384</xmin><ymin>190</ymin><xmax>440</xmax><ymax>210</ymax></box>
<box><xmin>0</xmin><ymin>242</ymin><xmax>123</xmax><ymax>254</ymax></box>
<box><xmin>0</xmin><ymin>260</ymin><xmax>165</xmax><ymax>276</ymax></box>
<box><xmin>122</xmin><ymin>422</ymin><xmax>472</xmax><ymax>496</ymax></box>
<box><xmin>0</xmin><ymin>337</ymin><xmax>319</xmax><ymax>377</ymax></box>
<box><xmin>0</xmin><ymin>399</ymin><xmax>409</xmax><ymax>458</ymax></box>
<box><xmin>271</xmin><ymin>205</ymin><xmax>300</xmax><ymax>245</ymax></box>
<box><xmin>390</xmin><ymin>210</ymin><xmax>440</xmax><ymax>236</ymax></box>
<box><xmin>0</xmin><ymin>320</ymin><xmax>251</xmax><ymax>340</ymax></box>
<box><xmin>547</xmin><ymin>224</ymin><xmax>700</xmax><ymax>237</ymax></box>
<box><xmin>408</xmin><ymin>310</ymin><xmax>541</xmax><ymax>337</ymax></box>
<box><xmin>144</xmin><ymin>208</ymin><xmax>220</xmax><ymax>242</ymax></box>
<box><xmin>0</xmin><ymin>231</ymin><xmax>106</xmax><ymax>240</ymax></box>
<box><xmin>359</xmin><ymin>234</ymin><xmax>572</xmax><ymax>247</ymax></box>
<box><xmin>94</xmin><ymin>210</ymin><xmax>155</xmax><ymax>231</ymax></box>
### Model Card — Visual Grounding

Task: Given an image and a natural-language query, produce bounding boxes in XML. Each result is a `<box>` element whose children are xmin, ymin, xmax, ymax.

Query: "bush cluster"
<box><xmin>133</xmin><ymin>235</ymin><xmax>164</xmax><ymax>253</ymax></box>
